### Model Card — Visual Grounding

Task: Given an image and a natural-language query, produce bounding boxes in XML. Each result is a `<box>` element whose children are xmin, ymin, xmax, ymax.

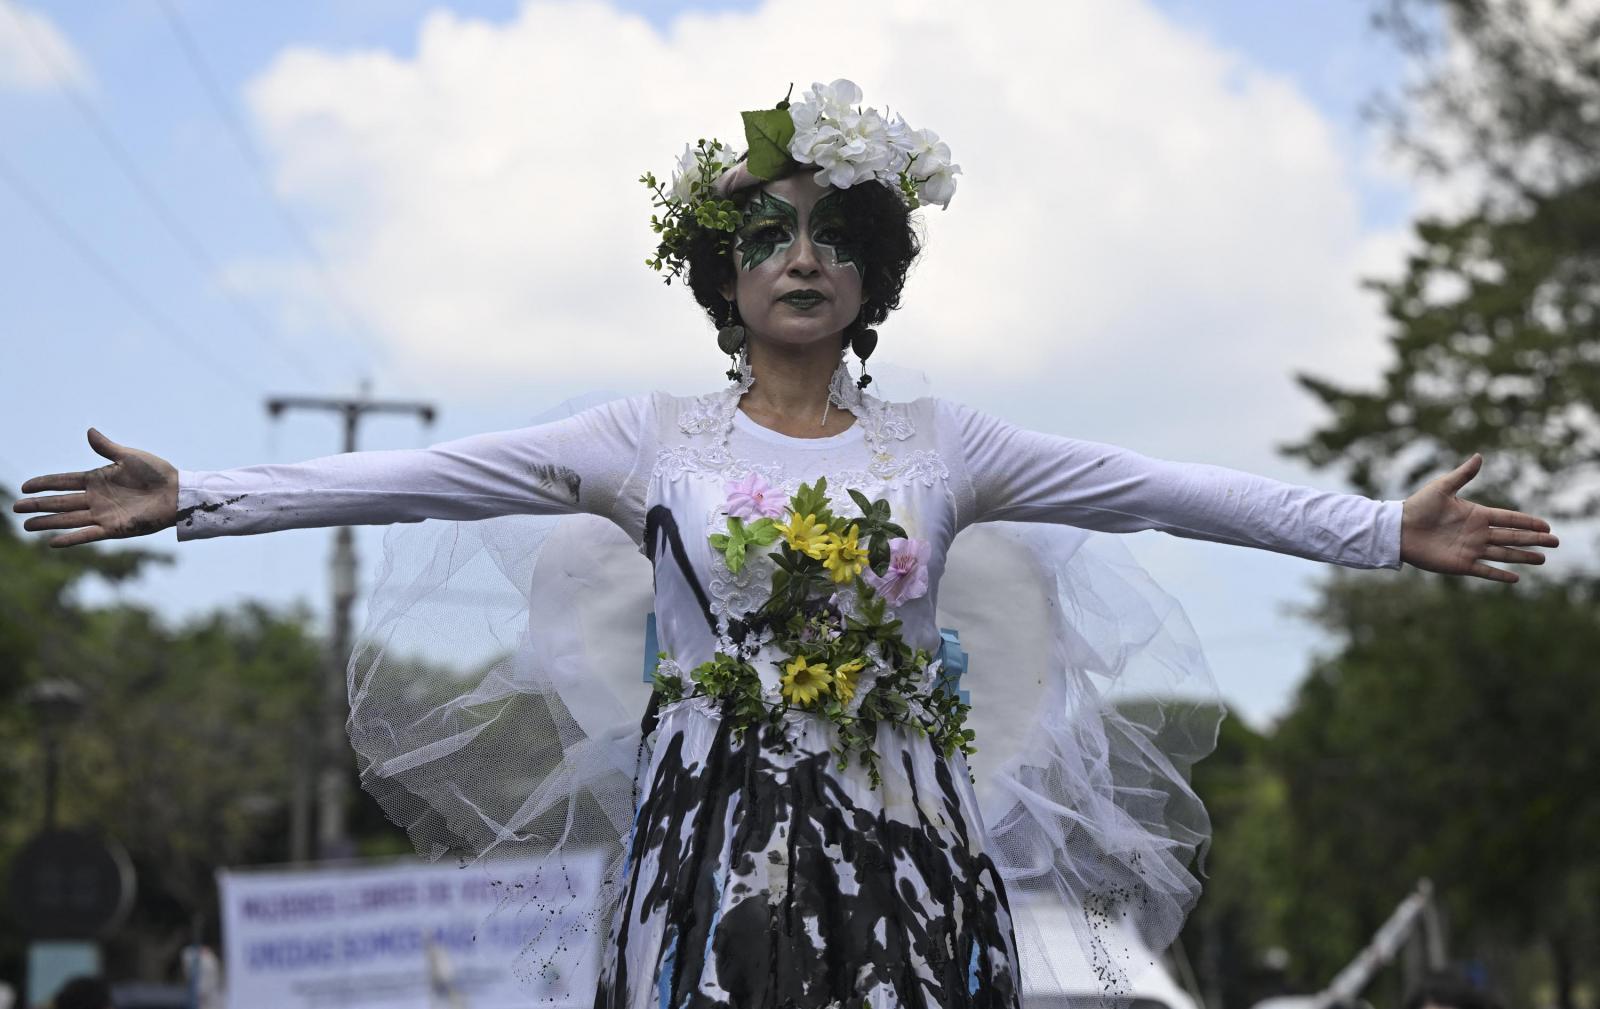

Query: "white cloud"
<box><xmin>241</xmin><ymin>0</ymin><xmax>1399</xmax><ymax>459</ymax></box>
<box><xmin>0</xmin><ymin>3</ymin><xmax>93</xmax><ymax>93</ymax></box>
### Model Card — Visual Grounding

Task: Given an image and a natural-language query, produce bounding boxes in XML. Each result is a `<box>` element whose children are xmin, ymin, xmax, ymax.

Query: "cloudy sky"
<box><xmin>1</xmin><ymin>0</ymin><xmax>1485</xmax><ymax>725</ymax></box>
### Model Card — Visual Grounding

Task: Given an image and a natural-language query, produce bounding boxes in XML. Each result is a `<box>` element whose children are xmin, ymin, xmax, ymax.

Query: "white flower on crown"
<box><xmin>670</xmin><ymin>142</ymin><xmax>740</xmax><ymax>203</ymax></box>
<box><xmin>900</xmin><ymin>127</ymin><xmax>953</xmax><ymax>172</ymax></box>
<box><xmin>786</xmin><ymin>79</ymin><xmax>959</xmax><ymax>208</ymax></box>
<box><xmin>917</xmin><ymin>167</ymin><xmax>960</xmax><ymax>208</ymax></box>
<box><xmin>787</xmin><ymin>78</ymin><xmax>864</xmax><ymax>151</ymax></box>
<box><xmin>897</xmin><ymin>126</ymin><xmax>961</xmax><ymax>209</ymax></box>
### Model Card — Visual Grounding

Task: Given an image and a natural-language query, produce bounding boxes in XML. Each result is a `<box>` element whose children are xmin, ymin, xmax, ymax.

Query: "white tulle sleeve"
<box><xmin>937</xmin><ymin>397</ymin><xmax>1402</xmax><ymax>568</ymax></box>
<box><xmin>174</xmin><ymin>394</ymin><xmax>656</xmax><ymax>542</ymax></box>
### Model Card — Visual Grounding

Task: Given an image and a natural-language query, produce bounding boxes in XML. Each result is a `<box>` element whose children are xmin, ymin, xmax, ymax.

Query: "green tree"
<box><xmin>0</xmin><ymin>484</ymin><xmax>164</xmax><ymax>701</ymax></box>
<box><xmin>1274</xmin><ymin>571</ymin><xmax>1600</xmax><ymax>1006</ymax></box>
<box><xmin>1285</xmin><ymin>0</ymin><xmax>1600</xmax><ymax>515</ymax></box>
<box><xmin>54</xmin><ymin>603</ymin><xmax>324</xmax><ymax>975</ymax></box>
<box><xmin>0</xmin><ymin>487</ymin><xmax>167</xmax><ymax>838</ymax></box>
<box><xmin>1180</xmin><ymin>714</ymin><xmax>1294</xmax><ymax>1009</ymax></box>
<box><xmin>1275</xmin><ymin>6</ymin><xmax>1600</xmax><ymax>998</ymax></box>
<box><xmin>0</xmin><ymin>494</ymin><xmax>328</xmax><ymax>979</ymax></box>
<box><xmin>1367</xmin><ymin>0</ymin><xmax>1600</xmax><ymax>198</ymax></box>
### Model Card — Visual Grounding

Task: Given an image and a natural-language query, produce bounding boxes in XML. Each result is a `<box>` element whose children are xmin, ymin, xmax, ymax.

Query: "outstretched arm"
<box><xmin>940</xmin><ymin>400</ymin><xmax>1555</xmax><ymax>581</ymax></box>
<box><xmin>13</xmin><ymin>396</ymin><xmax>653</xmax><ymax>546</ymax></box>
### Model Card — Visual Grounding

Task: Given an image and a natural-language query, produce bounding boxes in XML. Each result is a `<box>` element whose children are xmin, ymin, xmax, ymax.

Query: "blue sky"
<box><xmin>3</xmin><ymin>0</ymin><xmax>1445</xmax><ymax>726</ymax></box>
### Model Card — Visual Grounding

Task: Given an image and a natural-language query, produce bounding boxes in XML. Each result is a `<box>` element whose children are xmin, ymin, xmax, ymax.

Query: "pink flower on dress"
<box><xmin>861</xmin><ymin>536</ymin><xmax>931</xmax><ymax>606</ymax></box>
<box><xmin>724</xmin><ymin>472</ymin><xmax>788</xmax><ymax>521</ymax></box>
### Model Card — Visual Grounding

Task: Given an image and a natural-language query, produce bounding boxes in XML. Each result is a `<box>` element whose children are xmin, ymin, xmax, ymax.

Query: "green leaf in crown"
<box><xmin>741</xmin><ymin>99</ymin><xmax>798</xmax><ymax>181</ymax></box>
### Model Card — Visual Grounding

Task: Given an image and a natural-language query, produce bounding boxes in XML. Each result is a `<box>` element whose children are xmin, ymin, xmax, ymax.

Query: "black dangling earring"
<box><xmin>718</xmin><ymin>300</ymin><xmax>747</xmax><ymax>381</ymax></box>
<box><xmin>848</xmin><ymin>309</ymin><xmax>878</xmax><ymax>390</ymax></box>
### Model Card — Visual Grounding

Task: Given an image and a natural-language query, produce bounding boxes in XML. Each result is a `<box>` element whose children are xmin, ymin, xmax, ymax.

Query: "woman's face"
<box><xmin>720</xmin><ymin>171</ymin><xmax>865</xmax><ymax>348</ymax></box>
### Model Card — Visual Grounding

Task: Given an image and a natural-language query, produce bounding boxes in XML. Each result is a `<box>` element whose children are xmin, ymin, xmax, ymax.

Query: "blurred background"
<box><xmin>2</xmin><ymin>0</ymin><xmax>1597</xmax><ymax>1007</ymax></box>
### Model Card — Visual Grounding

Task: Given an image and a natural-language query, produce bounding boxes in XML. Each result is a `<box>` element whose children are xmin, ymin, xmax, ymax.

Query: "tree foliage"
<box><xmin>0</xmin><ymin>493</ymin><xmax>329</xmax><ymax>979</ymax></box>
<box><xmin>1274</xmin><ymin>571</ymin><xmax>1600</xmax><ymax>999</ymax></box>
<box><xmin>1180</xmin><ymin>715</ymin><xmax>1293</xmax><ymax>1009</ymax></box>
<box><xmin>1367</xmin><ymin>0</ymin><xmax>1600</xmax><ymax>198</ymax></box>
<box><xmin>0</xmin><ymin>487</ymin><xmax>166</xmax><ymax>705</ymax></box>
<box><xmin>1288</xmin><ymin>183</ymin><xmax>1600</xmax><ymax>513</ymax></box>
<box><xmin>1283</xmin><ymin>0</ymin><xmax>1600</xmax><ymax>518</ymax></box>
<box><xmin>1261</xmin><ymin>6</ymin><xmax>1600</xmax><ymax>1002</ymax></box>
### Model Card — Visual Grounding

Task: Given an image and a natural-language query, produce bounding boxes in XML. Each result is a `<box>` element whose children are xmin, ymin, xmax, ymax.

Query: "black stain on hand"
<box><xmin>126</xmin><ymin>515</ymin><xmax>170</xmax><ymax>536</ymax></box>
<box><xmin>177</xmin><ymin>493</ymin><xmax>249</xmax><ymax>528</ymax></box>
<box><xmin>528</xmin><ymin>464</ymin><xmax>581</xmax><ymax>504</ymax></box>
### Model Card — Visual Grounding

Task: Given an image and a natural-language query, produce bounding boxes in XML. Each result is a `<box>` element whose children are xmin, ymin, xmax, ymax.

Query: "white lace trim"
<box><xmin>653</xmin><ymin>447</ymin><xmax>947</xmax><ymax>493</ymax></box>
<box><xmin>678</xmin><ymin>350</ymin><xmax>754</xmax><ymax>438</ymax></box>
<box><xmin>706</xmin><ymin>541</ymin><xmax>775</xmax><ymax>628</ymax></box>
<box><xmin>676</xmin><ymin>354</ymin><xmax>915</xmax><ymax>459</ymax></box>
<box><xmin>825</xmin><ymin>355</ymin><xmax>863</xmax><ymax>416</ymax></box>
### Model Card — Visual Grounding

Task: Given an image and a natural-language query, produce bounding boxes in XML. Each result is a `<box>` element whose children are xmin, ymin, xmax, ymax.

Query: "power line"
<box><xmin>0</xmin><ymin>0</ymin><xmax>325</xmax><ymax>387</ymax></box>
<box><xmin>0</xmin><ymin>150</ymin><xmax>257</xmax><ymax>392</ymax></box>
<box><xmin>152</xmin><ymin>0</ymin><xmax>396</xmax><ymax>378</ymax></box>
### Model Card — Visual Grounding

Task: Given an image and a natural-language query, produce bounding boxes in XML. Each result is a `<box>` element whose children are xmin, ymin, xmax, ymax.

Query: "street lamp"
<box><xmin>23</xmin><ymin>678</ymin><xmax>85</xmax><ymax>830</ymax></box>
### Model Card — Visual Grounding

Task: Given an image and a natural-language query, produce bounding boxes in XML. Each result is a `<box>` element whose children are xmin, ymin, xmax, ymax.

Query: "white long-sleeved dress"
<box><xmin>178</xmin><ymin>379</ymin><xmax>1399</xmax><ymax>1008</ymax></box>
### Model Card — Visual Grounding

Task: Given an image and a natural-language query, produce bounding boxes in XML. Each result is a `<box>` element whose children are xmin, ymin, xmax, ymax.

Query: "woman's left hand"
<box><xmin>1400</xmin><ymin>454</ymin><xmax>1558</xmax><ymax>583</ymax></box>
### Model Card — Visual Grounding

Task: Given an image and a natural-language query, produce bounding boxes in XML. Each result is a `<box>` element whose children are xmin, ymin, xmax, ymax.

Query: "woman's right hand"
<box><xmin>11</xmin><ymin>428</ymin><xmax>179</xmax><ymax>547</ymax></box>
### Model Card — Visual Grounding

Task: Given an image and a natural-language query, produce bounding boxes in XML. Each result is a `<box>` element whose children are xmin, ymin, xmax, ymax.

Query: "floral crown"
<box><xmin>641</xmin><ymin>79</ymin><xmax>960</xmax><ymax>283</ymax></box>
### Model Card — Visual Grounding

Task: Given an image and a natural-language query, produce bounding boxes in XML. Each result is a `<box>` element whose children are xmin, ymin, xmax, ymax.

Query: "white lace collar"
<box><xmin>678</xmin><ymin>352</ymin><xmax>913</xmax><ymax>455</ymax></box>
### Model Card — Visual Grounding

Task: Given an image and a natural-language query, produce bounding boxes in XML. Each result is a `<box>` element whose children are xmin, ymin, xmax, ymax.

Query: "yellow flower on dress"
<box><xmin>780</xmin><ymin>512</ymin><xmax>831</xmax><ymax>560</ymax></box>
<box><xmin>821</xmin><ymin>524</ymin><xmax>868</xmax><ymax>583</ymax></box>
<box><xmin>833</xmin><ymin>656</ymin><xmax>867</xmax><ymax>704</ymax></box>
<box><xmin>781</xmin><ymin>655</ymin><xmax>833</xmax><ymax>706</ymax></box>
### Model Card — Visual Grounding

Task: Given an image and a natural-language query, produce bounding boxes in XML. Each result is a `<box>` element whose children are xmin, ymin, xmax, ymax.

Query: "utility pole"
<box><xmin>267</xmin><ymin>384</ymin><xmax>436</xmax><ymax>861</ymax></box>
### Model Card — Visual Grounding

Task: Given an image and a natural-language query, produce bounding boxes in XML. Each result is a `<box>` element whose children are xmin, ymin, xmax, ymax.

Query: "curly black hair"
<box><xmin>683</xmin><ymin>174</ymin><xmax>923</xmax><ymax>336</ymax></box>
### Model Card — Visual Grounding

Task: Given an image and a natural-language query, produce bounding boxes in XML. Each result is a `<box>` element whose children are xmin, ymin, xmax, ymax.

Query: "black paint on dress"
<box><xmin>596</xmin><ymin>703</ymin><xmax>1022</xmax><ymax>1008</ymax></box>
<box><xmin>645</xmin><ymin>505</ymin><xmax>718</xmax><ymax>633</ymax></box>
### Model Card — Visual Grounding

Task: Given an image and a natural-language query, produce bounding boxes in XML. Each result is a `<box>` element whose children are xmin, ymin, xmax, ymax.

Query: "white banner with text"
<box><xmin>218</xmin><ymin>855</ymin><xmax>605</xmax><ymax>1009</ymax></box>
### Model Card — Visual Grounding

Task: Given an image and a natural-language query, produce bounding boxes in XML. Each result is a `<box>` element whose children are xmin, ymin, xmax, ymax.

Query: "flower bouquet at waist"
<box><xmin>650</xmin><ymin>476</ymin><xmax>975</xmax><ymax>788</ymax></box>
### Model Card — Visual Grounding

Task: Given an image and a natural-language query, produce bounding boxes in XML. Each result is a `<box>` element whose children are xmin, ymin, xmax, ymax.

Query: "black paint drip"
<box><xmin>176</xmin><ymin>493</ymin><xmax>248</xmax><ymax>528</ymax></box>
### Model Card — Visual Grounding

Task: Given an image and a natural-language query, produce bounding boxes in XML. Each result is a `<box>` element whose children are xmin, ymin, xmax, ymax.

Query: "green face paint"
<box><xmin>735</xmin><ymin>191</ymin><xmax>798</xmax><ymax>272</ymax></box>
<box><xmin>734</xmin><ymin>186</ymin><xmax>866</xmax><ymax>281</ymax></box>
<box><xmin>809</xmin><ymin>190</ymin><xmax>865</xmax><ymax>279</ymax></box>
